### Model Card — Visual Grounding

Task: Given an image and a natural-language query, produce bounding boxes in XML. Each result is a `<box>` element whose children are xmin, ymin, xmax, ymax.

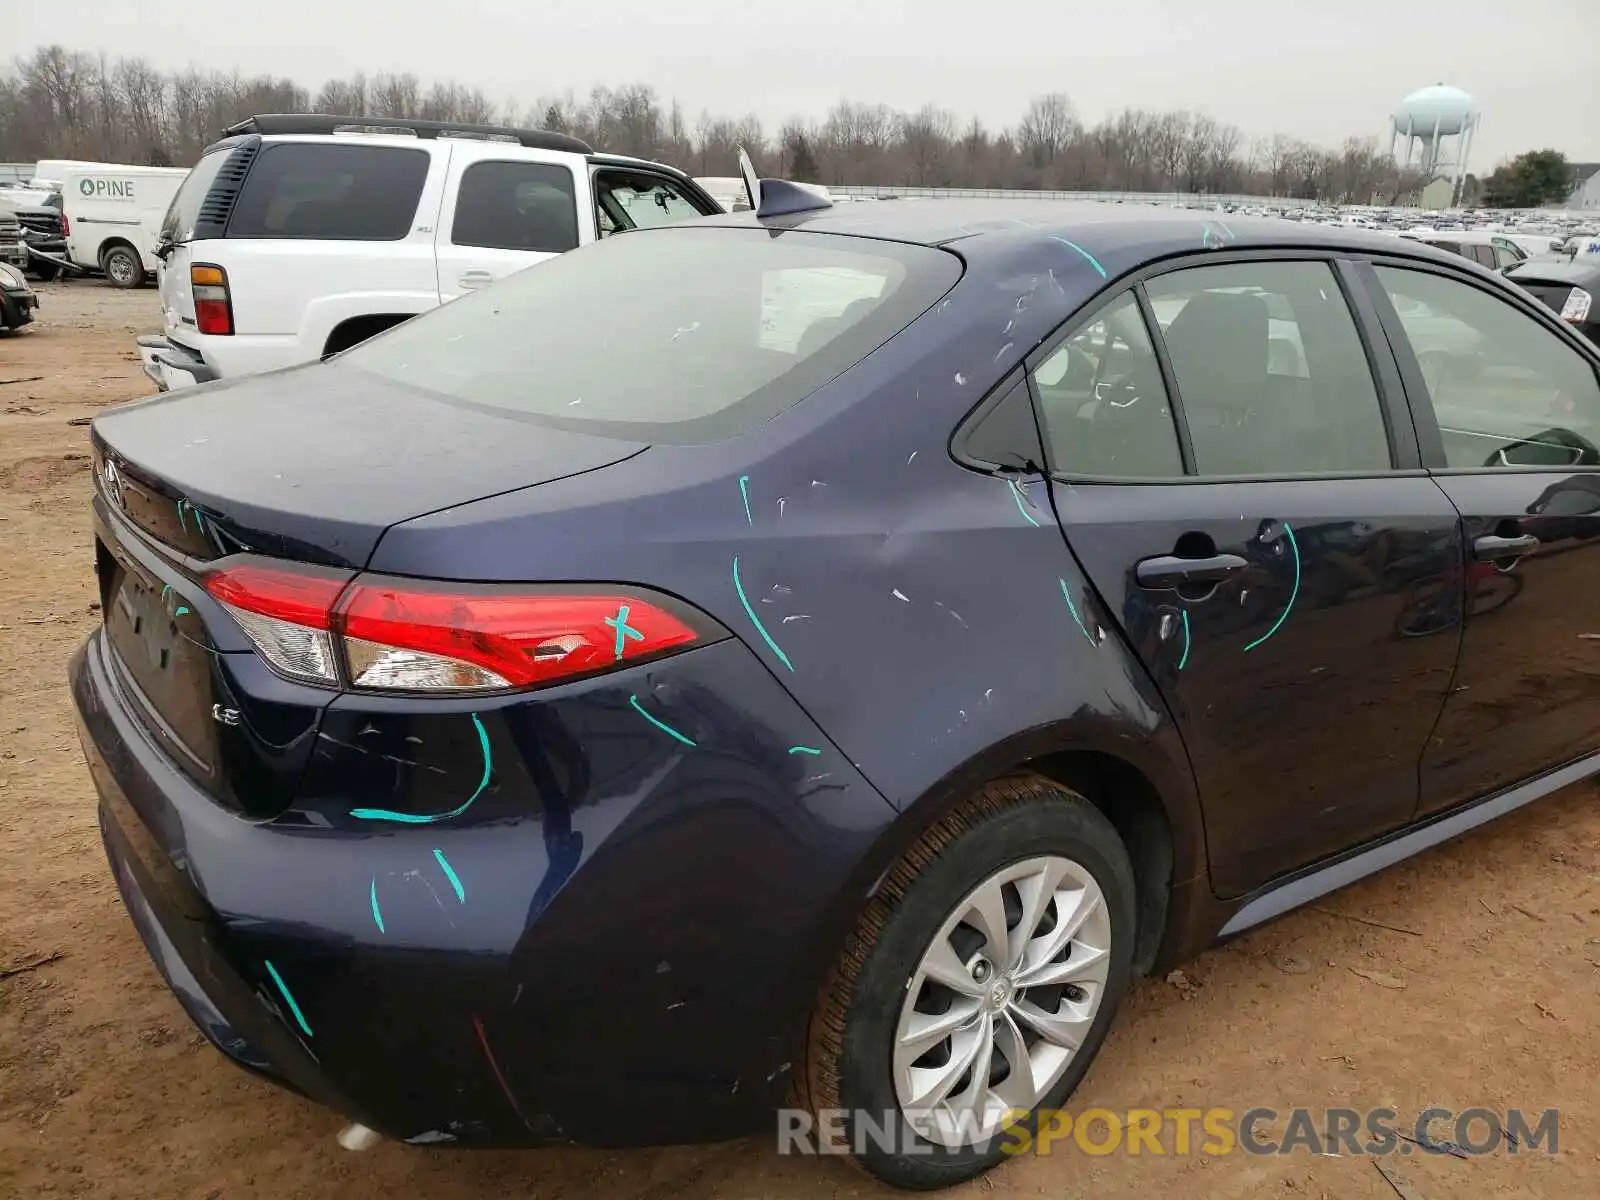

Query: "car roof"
<box><xmin>693</xmin><ymin>198</ymin><xmax>1472</xmax><ymax>278</ymax></box>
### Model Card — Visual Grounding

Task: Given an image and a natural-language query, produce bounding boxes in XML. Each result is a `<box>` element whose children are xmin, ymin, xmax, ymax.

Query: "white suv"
<box><xmin>138</xmin><ymin>114</ymin><xmax>723</xmax><ymax>390</ymax></box>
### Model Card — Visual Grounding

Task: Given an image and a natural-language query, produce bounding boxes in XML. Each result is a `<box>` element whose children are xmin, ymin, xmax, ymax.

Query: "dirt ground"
<box><xmin>2</xmin><ymin>280</ymin><xmax>1598</xmax><ymax>1200</ymax></box>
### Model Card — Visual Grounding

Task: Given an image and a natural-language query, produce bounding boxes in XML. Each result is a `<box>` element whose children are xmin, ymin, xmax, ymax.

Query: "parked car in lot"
<box><xmin>73</xmin><ymin>180</ymin><xmax>1600</xmax><ymax>1190</ymax></box>
<box><xmin>1508</xmin><ymin>257</ymin><xmax>1600</xmax><ymax>348</ymax></box>
<box><xmin>13</xmin><ymin>191</ymin><xmax>71</xmax><ymax>280</ymax></box>
<box><xmin>0</xmin><ymin>259</ymin><xmax>38</xmax><ymax>330</ymax></box>
<box><xmin>1398</xmin><ymin>228</ymin><xmax>1528</xmax><ymax>273</ymax></box>
<box><xmin>137</xmin><ymin>113</ymin><xmax>724</xmax><ymax>391</ymax></box>
<box><xmin>0</xmin><ymin>200</ymin><xmax>25</xmax><ymax>271</ymax></box>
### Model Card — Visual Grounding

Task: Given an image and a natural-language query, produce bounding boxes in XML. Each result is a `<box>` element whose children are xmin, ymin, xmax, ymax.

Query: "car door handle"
<box><xmin>1472</xmin><ymin>533</ymin><xmax>1540</xmax><ymax>561</ymax></box>
<box><xmin>1135</xmin><ymin>553</ymin><xmax>1249</xmax><ymax>589</ymax></box>
<box><xmin>458</xmin><ymin>270</ymin><xmax>494</xmax><ymax>290</ymax></box>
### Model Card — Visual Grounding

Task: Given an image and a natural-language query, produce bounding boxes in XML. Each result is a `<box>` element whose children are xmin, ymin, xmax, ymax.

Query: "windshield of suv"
<box><xmin>336</xmin><ymin>226</ymin><xmax>961</xmax><ymax>443</ymax></box>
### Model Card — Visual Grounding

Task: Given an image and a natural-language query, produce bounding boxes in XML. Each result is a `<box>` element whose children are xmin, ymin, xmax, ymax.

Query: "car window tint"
<box><xmin>1147</xmin><ymin>261</ymin><xmax>1390</xmax><ymax>475</ymax></box>
<box><xmin>1374</xmin><ymin>265</ymin><xmax>1600</xmax><ymax>469</ymax></box>
<box><xmin>1031</xmin><ymin>291</ymin><xmax>1183</xmax><ymax>478</ymax></box>
<box><xmin>336</xmin><ymin>227</ymin><xmax>959</xmax><ymax>444</ymax></box>
<box><xmin>228</xmin><ymin>144</ymin><xmax>428</xmax><ymax>240</ymax></box>
<box><xmin>161</xmin><ymin>145</ymin><xmax>231</xmax><ymax>243</ymax></box>
<box><xmin>452</xmin><ymin>161</ymin><xmax>578</xmax><ymax>253</ymax></box>
<box><xmin>594</xmin><ymin>172</ymin><xmax>704</xmax><ymax>237</ymax></box>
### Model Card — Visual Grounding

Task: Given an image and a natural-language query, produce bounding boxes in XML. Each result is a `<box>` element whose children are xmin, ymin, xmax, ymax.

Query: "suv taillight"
<box><xmin>59</xmin><ymin>212</ymin><xmax>69</xmax><ymax>236</ymax></box>
<box><xmin>205</xmin><ymin>560</ymin><xmax>714</xmax><ymax>693</ymax></box>
<box><xmin>191</xmin><ymin>263</ymin><xmax>234</xmax><ymax>335</ymax></box>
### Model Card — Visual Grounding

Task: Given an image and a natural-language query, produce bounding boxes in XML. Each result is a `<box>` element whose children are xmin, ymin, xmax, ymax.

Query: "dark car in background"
<box><xmin>14</xmin><ymin>192</ymin><xmax>70</xmax><ymax>280</ymax></box>
<box><xmin>1509</xmin><ymin>257</ymin><xmax>1599</xmax><ymax>349</ymax></box>
<box><xmin>70</xmin><ymin>185</ymin><xmax>1600</xmax><ymax>1189</ymax></box>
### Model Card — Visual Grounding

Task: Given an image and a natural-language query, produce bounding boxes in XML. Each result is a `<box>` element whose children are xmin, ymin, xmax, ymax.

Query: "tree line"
<box><xmin>1</xmin><ymin>45</ymin><xmax>1446</xmax><ymax>203</ymax></box>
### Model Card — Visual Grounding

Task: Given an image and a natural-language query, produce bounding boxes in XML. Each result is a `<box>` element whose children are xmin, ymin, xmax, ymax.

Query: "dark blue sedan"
<box><xmin>72</xmin><ymin>179</ymin><xmax>1600</xmax><ymax>1189</ymax></box>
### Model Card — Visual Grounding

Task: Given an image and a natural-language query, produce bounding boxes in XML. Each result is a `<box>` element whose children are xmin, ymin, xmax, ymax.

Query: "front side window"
<box><xmin>1030</xmin><ymin>291</ymin><xmax>1182</xmax><ymax>478</ymax></box>
<box><xmin>1147</xmin><ymin>260</ymin><xmax>1391</xmax><ymax>475</ymax></box>
<box><xmin>594</xmin><ymin>171</ymin><xmax>709</xmax><ymax>238</ymax></box>
<box><xmin>336</xmin><ymin>227</ymin><xmax>959</xmax><ymax>443</ymax></box>
<box><xmin>228</xmin><ymin>144</ymin><xmax>429</xmax><ymax>241</ymax></box>
<box><xmin>1375</xmin><ymin>265</ymin><xmax>1600</xmax><ymax>469</ymax></box>
<box><xmin>451</xmin><ymin>160</ymin><xmax>579</xmax><ymax>253</ymax></box>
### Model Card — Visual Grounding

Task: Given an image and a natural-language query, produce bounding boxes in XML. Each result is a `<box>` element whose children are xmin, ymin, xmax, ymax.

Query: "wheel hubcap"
<box><xmin>892</xmin><ymin>855</ymin><xmax>1111</xmax><ymax>1147</ymax></box>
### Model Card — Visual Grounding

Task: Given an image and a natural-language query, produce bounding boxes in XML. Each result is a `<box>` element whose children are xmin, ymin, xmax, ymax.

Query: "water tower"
<box><xmin>1390</xmin><ymin>84</ymin><xmax>1480</xmax><ymax>207</ymax></box>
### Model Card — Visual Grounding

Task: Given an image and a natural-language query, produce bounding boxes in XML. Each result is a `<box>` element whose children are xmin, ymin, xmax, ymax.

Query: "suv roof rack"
<box><xmin>220</xmin><ymin>114</ymin><xmax>594</xmax><ymax>154</ymax></box>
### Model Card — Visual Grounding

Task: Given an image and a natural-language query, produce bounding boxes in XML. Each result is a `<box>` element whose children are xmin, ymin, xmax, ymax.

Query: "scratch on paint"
<box><xmin>473</xmin><ymin>1015</ymin><xmax>534</xmax><ymax>1131</ymax></box>
<box><xmin>934</xmin><ymin>601</ymin><xmax>968</xmax><ymax>628</ymax></box>
<box><xmin>1050</xmin><ymin>237</ymin><xmax>1108</xmax><ymax>279</ymax></box>
<box><xmin>1058</xmin><ymin>578</ymin><xmax>1096</xmax><ymax>645</ymax></box>
<box><xmin>738</xmin><ymin>475</ymin><xmax>753</xmax><ymax>526</ymax></box>
<box><xmin>732</xmin><ymin>556</ymin><xmax>794</xmax><ymax>671</ymax></box>
<box><xmin>629</xmin><ymin>694</ymin><xmax>696</xmax><ymax>747</ymax></box>
<box><xmin>433</xmin><ymin>848</ymin><xmax>466</xmax><ymax>903</ymax></box>
<box><xmin>263</xmin><ymin>960</ymin><xmax>313</xmax><ymax>1036</ymax></box>
<box><xmin>1008</xmin><ymin>478</ymin><xmax>1041</xmax><ymax>527</ymax></box>
<box><xmin>892</xmin><ymin>588</ymin><xmax>911</xmax><ymax>602</ymax></box>
<box><xmin>781</xmin><ymin>614</ymin><xmax>810</xmax><ymax>623</ymax></box>
<box><xmin>350</xmin><ymin>713</ymin><xmax>493</xmax><ymax>824</ymax></box>
<box><xmin>370</xmin><ymin>878</ymin><xmax>385</xmax><ymax>934</ymax></box>
<box><xmin>994</xmin><ymin>342</ymin><xmax>1014</xmax><ymax>362</ymax></box>
<box><xmin>907</xmin><ymin>451</ymin><xmax>918</xmax><ymax>466</ymax></box>
<box><xmin>954</xmin><ymin>372</ymin><xmax>967</xmax><ymax>386</ymax></box>
<box><xmin>788</xmin><ymin>745</ymin><xmax>823</xmax><ymax>756</ymax></box>
<box><xmin>1244</xmin><ymin>523</ymin><xmax>1301</xmax><ymax>652</ymax></box>
<box><xmin>1178</xmin><ymin>609</ymin><xmax>1191</xmax><ymax>671</ymax></box>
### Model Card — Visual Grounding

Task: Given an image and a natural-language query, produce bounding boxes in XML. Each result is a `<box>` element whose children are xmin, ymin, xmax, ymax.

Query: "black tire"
<box><xmin>101</xmin><ymin>243</ymin><xmax>144</xmax><ymax>289</ymax></box>
<box><xmin>800</xmin><ymin>775</ymin><xmax>1137</xmax><ymax>1190</ymax></box>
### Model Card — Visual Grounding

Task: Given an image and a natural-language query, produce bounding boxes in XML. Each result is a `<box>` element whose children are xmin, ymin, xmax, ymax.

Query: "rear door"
<box><xmin>1362</xmin><ymin>259</ymin><xmax>1600</xmax><ymax>815</ymax></box>
<box><xmin>435</xmin><ymin>143</ymin><xmax>592</xmax><ymax>302</ymax></box>
<box><xmin>1034</xmin><ymin>255</ymin><xmax>1464</xmax><ymax>896</ymax></box>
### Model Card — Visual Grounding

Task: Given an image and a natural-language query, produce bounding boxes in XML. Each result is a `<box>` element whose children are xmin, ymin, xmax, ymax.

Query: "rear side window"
<box><xmin>336</xmin><ymin>227</ymin><xmax>960</xmax><ymax>443</ymax></box>
<box><xmin>1147</xmin><ymin>261</ymin><xmax>1391</xmax><ymax>475</ymax></box>
<box><xmin>228</xmin><ymin>144</ymin><xmax>428</xmax><ymax>241</ymax></box>
<box><xmin>451</xmin><ymin>161</ymin><xmax>578</xmax><ymax>253</ymax></box>
<box><xmin>160</xmin><ymin>147</ymin><xmax>231</xmax><ymax>244</ymax></box>
<box><xmin>1374</xmin><ymin>266</ymin><xmax>1600</xmax><ymax>469</ymax></box>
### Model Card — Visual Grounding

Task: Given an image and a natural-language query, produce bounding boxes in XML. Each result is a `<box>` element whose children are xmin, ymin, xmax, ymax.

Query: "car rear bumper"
<box><xmin>70</xmin><ymin>627</ymin><xmax>895</xmax><ymax>1147</ymax></box>
<box><xmin>136</xmin><ymin>334</ymin><xmax>218</xmax><ymax>391</ymax></box>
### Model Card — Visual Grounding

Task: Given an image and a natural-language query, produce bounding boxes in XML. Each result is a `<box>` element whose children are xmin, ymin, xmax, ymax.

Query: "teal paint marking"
<box><xmin>1058</xmin><ymin>578</ymin><xmax>1096</xmax><ymax>645</ymax></box>
<box><xmin>738</xmin><ymin>474</ymin><xmax>753</xmax><ymax>526</ymax></box>
<box><xmin>1008</xmin><ymin>478</ymin><xmax>1041</xmax><ymax>527</ymax></box>
<box><xmin>433</xmin><ymin>848</ymin><xmax>466</xmax><ymax>903</ymax></box>
<box><xmin>788</xmin><ymin>745</ymin><xmax>823</xmax><ymax>756</ymax></box>
<box><xmin>264</xmin><ymin>960</ymin><xmax>313</xmax><ymax>1036</ymax></box>
<box><xmin>731</xmin><ymin>556</ymin><xmax>794</xmax><ymax>672</ymax></box>
<box><xmin>175</xmin><ymin>499</ymin><xmax>187</xmax><ymax>533</ymax></box>
<box><xmin>1178</xmin><ymin>609</ymin><xmax>1191</xmax><ymax>671</ymax></box>
<box><xmin>174</xmin><ymin>606</ymin><xmax>190</xmax><ymax>617</ymax></box>
<box><xmin>350</xmin><ymin>713</ymin><xmax>493</xmax><ymax>824</ymax></box>
<box><xmin>1245</xmin><ymin>523</ymin><xmax>1301</xmax><ymax>652</ymax></box>
<box><xmin>629</xmin><ymin>694</ymin><xmax>696</xmax><ymax>747</ymax></box>
<box><xmin>1050</xmin><ymin>237</ymin><xmax>1107</xmax><ymax>279</ymax></box>
<box><xmin>604</xmin><ymin>604</ymin><xmax>643</xmax><ymax>661</ymax></box>
<box><xmin>369</xmin><ymin>878</ymin><xmax>385</xmax><ymax>934</ymax></box>
<box><xmin>161</xmin><ymin>584</ymin><xmax>172</xmax><ymax>606</ymax></box>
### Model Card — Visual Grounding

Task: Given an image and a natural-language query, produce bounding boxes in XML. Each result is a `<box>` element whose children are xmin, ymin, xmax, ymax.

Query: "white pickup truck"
<box><xmin>138</xmin><ymin>114</ymin><xmax>724</xmax><ymax>391</ymax></box>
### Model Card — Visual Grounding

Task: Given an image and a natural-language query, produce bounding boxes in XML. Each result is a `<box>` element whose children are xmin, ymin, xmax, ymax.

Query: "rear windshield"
<box><xmin>160</xmin><ymin>148</ymin><xmax>228</xmax><ymax>244</ymax></box>
<box><xmin>229</xmin><ymin>143</ymin><xmax>430</xmax><ymax>240</ymax></box>
<box><xmin>336</xmin><ymin>226</ymin><xmax>961</xmax><ymax>442</ymax></box>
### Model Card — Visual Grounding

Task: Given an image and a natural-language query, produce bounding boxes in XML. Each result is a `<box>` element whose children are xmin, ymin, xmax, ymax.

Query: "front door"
<box><xmin>1362</xmin><ymin>259</ymin><xmax>1600</xmax><ymax>815</ymax></box>
<box><xmin>1031</xmin><ymin>256</ymin><xmax>1464</xmax><ymax>896</ymax></box>
<box><xmin>434</xmin><ymin>143</ymin><xmax>592</xmax><ymax>303</ymax></box>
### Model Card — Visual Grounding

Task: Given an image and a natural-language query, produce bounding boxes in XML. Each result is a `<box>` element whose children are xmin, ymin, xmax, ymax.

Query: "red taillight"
<box><xmin>204</xmin><ymin>560</ymin><xmax>710</xmax><ymax>693</ymax></box>
<box><xmin>191</xmin><ymin>263</ymin><xmax>233</xmax><ymax>336</ymax></box>
<box><xmin>59</xmin><ymin>212</ymin><xmax>70</xmax><ymax>236</ymax></box>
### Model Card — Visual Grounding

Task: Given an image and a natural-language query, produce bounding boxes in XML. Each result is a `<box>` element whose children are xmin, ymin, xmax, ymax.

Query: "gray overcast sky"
<box><xmin>8</xmin><ymin>0</ymin><xmax>1598</xmax><ymax>166</ymax></box>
